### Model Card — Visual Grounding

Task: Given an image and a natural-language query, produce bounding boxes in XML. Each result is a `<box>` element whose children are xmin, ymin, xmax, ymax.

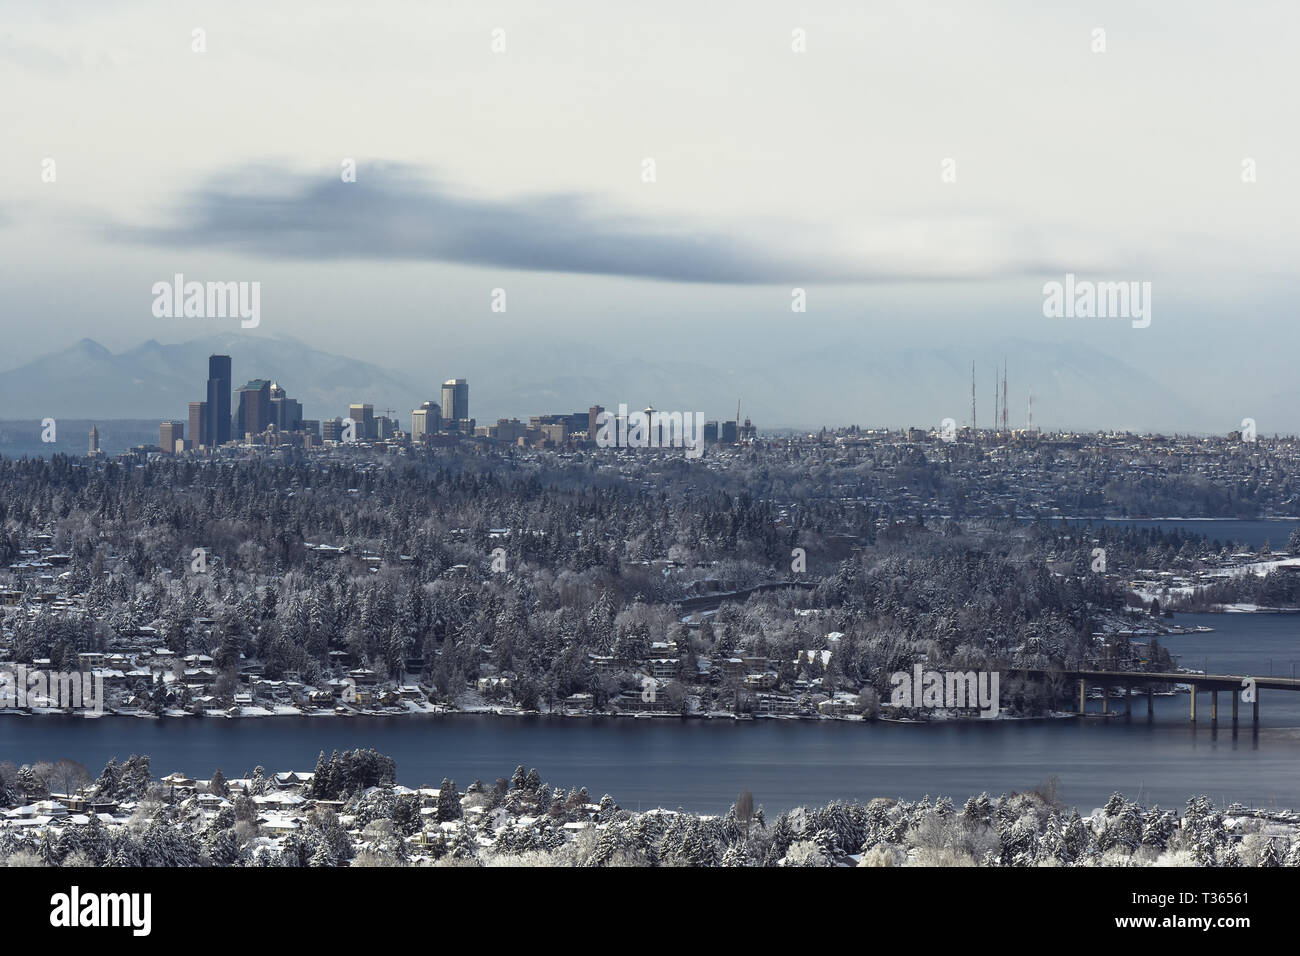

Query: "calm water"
<box><xmin>3</xmin><ymin>613</ymin><xmax>1300</xmax><ymax>814</ymax></box>
<box><xmin>1029</xmin><ymin>518</ymin><xmax>1300</xmax><ymax>551</ymax></box>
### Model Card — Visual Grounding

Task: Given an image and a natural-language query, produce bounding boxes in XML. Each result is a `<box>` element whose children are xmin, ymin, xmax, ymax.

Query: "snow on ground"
<box><xmin>1130</xmin><ymin>584</ymin><xmax>1196</xmax><ymax>603</ymax></box>
<box><xmin>1207</xmin><ymin>556</ymin><xmax>1300</xmax><ymax>579</ymax></box>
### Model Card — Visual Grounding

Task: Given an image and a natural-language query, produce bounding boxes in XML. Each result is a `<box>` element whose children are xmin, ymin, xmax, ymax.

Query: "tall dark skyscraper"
<box><xmin>206</xmin><ymin>355</ymin><xmax>232</xmax><ymax>447</ymax></box>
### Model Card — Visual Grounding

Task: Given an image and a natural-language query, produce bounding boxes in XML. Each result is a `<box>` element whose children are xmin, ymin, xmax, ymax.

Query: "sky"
<box><xmin>1</xmin><ymin>0</ymin><xmax>1297</xmax><ymax>431</ymax></box>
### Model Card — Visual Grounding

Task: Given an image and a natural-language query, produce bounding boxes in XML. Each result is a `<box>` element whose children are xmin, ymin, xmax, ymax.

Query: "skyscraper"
<box><xmin>88</xmin><ymin>425</ymin><xmax>99</xmax><ymax>456</ymax></box>
<box><xmin>236</xmin><ymin>379</ymin><xmax>271</xmax><ymax>439</ymax></box>
<box><xmin>206</xmin><ymin>355</ymin><xmax>232</xmax><ymax>447</ymax></box>
<box><xmin>411</xmin><ymin>401</ymin><xmax>441</xmax><ymax>442</ymax></box>
<box><xmin>159</xmin><ymin>421</ymin><xmax>184</xmax><ymax>454</ymax></box>
<box><xmin>189</xmin><ymin>401</ymin><xmax>207</xmax><ymax>448</ymax></box>
<box><xmin>269</xmin><ymin>382</ymin><xmax>302</xmax><ymax>432</ymax></box>
<box><xmin>348</xmin><ymin>403</ymin><xmax>376</xmax><ymax>440</ymax></box>
<box><xmin>442</xmin><ymin>379</ymin><xmax>468</xmax><ymax>422</ymax></box>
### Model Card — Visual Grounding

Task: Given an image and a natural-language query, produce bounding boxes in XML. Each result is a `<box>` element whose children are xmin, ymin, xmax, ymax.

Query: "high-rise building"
<box><xmin>348</xmin><ymin>403</ymin><xmax>376</xmax><ymax>440</ymax></box>
<box><xmin>529</xmin><ymin>413</ymin><xmax>589</xmax><ymax>439</ymax></box>
<box><xmin>322</xmin><ymin>418</ymin><xmax>343</xmax><ymax>442</ymax></box>
<box><xmin>159</xmin><ymin>421</ymin><xmax>184</xmax><ymax>454</ymax></box>
<box><xmin>236</xmin><ymin>379</ymin><xmax>271</xmax><ymax>439</ymax></box>
<box><xmin>88</xmin><ymin>425</ymin><xmax>100</xmax><ymax>456</ymax></box>
<box><xmin>268</xmin><ymin>382</ymin><xmax>302</xmax><ymax>432</ymax></box>
<box><xmin>442</xmin><ymin>379</ymin><xmax>468</xmax><ymax>422</ymax></box>
<box><xmin>588</xmin><ymin>406</ymin><xmax>604</xmax><ymax>440</ymax></box>
<box><xmin>189</xmin><ymin>401</ymin><xmax>207</xmax><ymax>448</ymax></box>
<box><xmin>411</xmin><ymin>401</ymin><xmax>441</xmax><ymax>442</ymax></box>
<box><xmin>488</xmin><ymin>418</ymin><xmax>528</xmax><ymax>442</ymax></box>
<box><xmin>205</xmin><ymin>355</ymin><xmax>232</xmax><ymax>447</ymax></box>
<box><xmin>282</xmin><ymin>398</ymin><xmax>303</xmax><ymax>431</ymax></box>
<box><xmin>721</xmin><ymin>420</ymin><xmax>738</xmax><ymax>443</ymax></box>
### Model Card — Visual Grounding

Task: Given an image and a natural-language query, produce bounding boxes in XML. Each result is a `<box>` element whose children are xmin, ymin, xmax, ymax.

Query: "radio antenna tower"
<box><xmin>1001</xmin><ymin>358</ymin><xmax>1008</xmax><ymax>433</ymax></box>
<box><xmin>970</xmin><ymin>362</ymin><xmax>976</xmax><ymax>432</ymax></box>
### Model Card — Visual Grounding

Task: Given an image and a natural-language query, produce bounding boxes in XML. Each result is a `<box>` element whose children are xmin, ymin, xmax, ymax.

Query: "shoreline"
<box><xmin>0</xmin><ymin>705</ymin><xmax>1130</xmax><ymax>724</ymax></box>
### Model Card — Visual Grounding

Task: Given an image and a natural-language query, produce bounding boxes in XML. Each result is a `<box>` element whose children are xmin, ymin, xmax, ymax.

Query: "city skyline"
<box><xmin>19</xmin><ymin>338</ymin><xmax>1286</xmax><ymax>463</ymax></box>
<box><xmin>158</xmin><ymin>350</ymin><xmax>767</xmax><ymax>454</ymax></box>
<box><xmin>1</xmin><ymin>328</ymin><xmax>1294</xmax><ymax>439</ymax></box>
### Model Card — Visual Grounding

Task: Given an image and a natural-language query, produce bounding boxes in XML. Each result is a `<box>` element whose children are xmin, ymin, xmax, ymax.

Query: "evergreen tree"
<box><xmin>210</xmin><ymin>768</ymin><xmax>229</xmax><ymax>798</ymax></box>
<box><xmin>1259</xmin><ymin>837</ymin><xmax>1282</xmax><ymax>867</ymax></box>
<box><xmin>436</xmin><ymin>778</ymin><xmax>461</xmax><ymax>822</ymax></box>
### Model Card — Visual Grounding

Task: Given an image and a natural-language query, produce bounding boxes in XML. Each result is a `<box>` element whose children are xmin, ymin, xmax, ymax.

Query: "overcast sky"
<box><xmin>2</xmin><ymin>0</ymin><xmax>1297</xmax><ymax>429</ymax></box>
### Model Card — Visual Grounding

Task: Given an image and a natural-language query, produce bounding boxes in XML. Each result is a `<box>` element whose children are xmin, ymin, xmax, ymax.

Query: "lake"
<box><xmin>1027</xmin><ymin>517</ymin><xmax>1299</xmax><ymax>551</ymax></box>
<box><xmin>3</xmin><ymin>613</ymin><xmax>1299</xmax><ymax>815</ymax></box>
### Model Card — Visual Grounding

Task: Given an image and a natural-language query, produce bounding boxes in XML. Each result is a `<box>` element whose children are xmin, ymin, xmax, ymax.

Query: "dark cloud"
<box><xmin>112</xmin><ymin>163</ymin><xmax>1032</xmax><ymax>284</ymax></box>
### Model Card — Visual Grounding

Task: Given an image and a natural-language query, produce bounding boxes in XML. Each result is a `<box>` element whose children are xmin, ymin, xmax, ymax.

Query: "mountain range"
<box><xmin>0</xmin><ymin>331</ymin><xmax>1256</xmax><ymax>434</ymax></box>
<box><xmin>0</xmin><ymin>334</ymin><xmax>422</xmax><ymax>423</ymax></box>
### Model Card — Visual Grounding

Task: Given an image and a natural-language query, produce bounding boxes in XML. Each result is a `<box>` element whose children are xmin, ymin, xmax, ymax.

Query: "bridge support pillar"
<box><xmin>1254</xmin><ymin>688</ymin><xmax>1260</xmax><ymax>727</ymax></box>
<box><xmin>1190</xmin><ymin>683</ymin><xmax>1196</xmax><ymax>723</ymax></box>
<box><xmin>1147</xmin><ymin>688</ymin><xmax>1154</xmax><ymax>718</ymax></box>
<box><xmin>1102</xmin><ymin>688</ymin><xmax>1109</xmax><ymax>714</ymax></box>
<box><xmin>1125</xmin><ymin>686</ymin><xmax>1131</xmax><ymax>717</ymax></box>
<box><xmin>1211</xmin><ymin>690</ymin><xmax>1218</xmax><ymax>725</ymax></box>
<box><xmin>1232</xmin><ymin>690</ymin><xmax>1238</xmax><ymax>731</ymax></box>
<box><xmin>1079</xmin><ymin>679</ymin><xmax>1086</xmax><ymax>716</ymax></box>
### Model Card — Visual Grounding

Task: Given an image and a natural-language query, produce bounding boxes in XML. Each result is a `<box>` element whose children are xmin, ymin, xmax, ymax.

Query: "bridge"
<box><xmin>1007</xmin><ymin>667</ymin><xmax>1300</xmax><ymax>729</ymax></box>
